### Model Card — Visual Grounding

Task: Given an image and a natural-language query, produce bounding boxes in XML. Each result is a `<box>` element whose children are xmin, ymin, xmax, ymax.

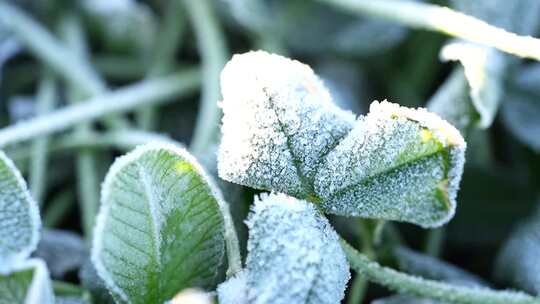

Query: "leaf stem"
<box><xmin>29</xmin><ymin>71</ymin><xmax>56</xmax><ymax>205</ymax></box>
<box><xmin>136</xmin><ymin>0</ymin><xmax>186</xmax><ymax>130</ymax></box>
<box><xmin>318</xmin><ymin>0</ymin><xmax>540</xmax><ymax>61</ymax></box>
<box><xmin>184</xmin><ymin>0</ymin><xmax>228</xmax><ymax>155</ymax></box>
<box><xmin>0</xmin><ymin>1</ymin><xmax>104</xmax><ymax>96</ymax></box>
<box><xmin>341</xmin><ymin>239</ymin><xmax>540</xmax><ymax>304</ymax></box>
<box><xmin>0</xmin><ymin>69</ymin><xmax>200</xmax><ymax>148</ymax></box>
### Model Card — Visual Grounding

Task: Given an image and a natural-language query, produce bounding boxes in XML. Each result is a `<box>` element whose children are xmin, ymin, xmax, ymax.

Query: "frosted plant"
<box><xmin>219</xmin><ymin>50</ymin><xmax>356</xmax><ymax>198</ymax></box>
<box><xmin>219</xmin><ymin>51</ymin><xmax>466</xmax><ymax>227</ymax></box>
<box><xmin>91</xmin><ymin>143</ymin><xmax>238</xmax><ymax>304</ymax></box>
<box><xmin>218</xmin><ymin>193</ymin><xmax>350</xmax><ymax>304</ymax></box>
<box><xmin>0</xmin><ymin>151</ymin><xmax>54</xmax><ymax>304</ymax></box>
<box><xmin>0</xmin><ymin>150</ymin><xmax>41</xmax><ymax>268</ymax></box>
<box><xmin>0</xmin><ymin>258</ymin><xmax>55</xmax><ymax>304</ymax></box>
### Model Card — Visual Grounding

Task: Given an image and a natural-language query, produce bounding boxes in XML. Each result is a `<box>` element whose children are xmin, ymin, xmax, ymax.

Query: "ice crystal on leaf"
<box><xmin>244</xmin><ymin>193</ymin><xmax>350</xmax><ymax>304</ymax></box>
<box><xmin>218</xmin><ymin>50</ymin><xmax>355</xmax><ymax>198</ymax></box>
<box><xmin>315</xmin><ymin>101</ymin><xmax>466</xmax><ymax>228</ymax></box>
<box><xmin>0</xmin><ymin>150</ymin><xmax>41</xmax><ymax>268</ymax></box>
<box><xmin>219</xmin><ymin>51</ymin><xmax>466</xmax><ymax>228</ymax></box>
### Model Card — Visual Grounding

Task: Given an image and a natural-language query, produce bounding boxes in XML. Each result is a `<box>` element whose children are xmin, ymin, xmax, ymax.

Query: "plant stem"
<box><xmin>0</xmin><ymin>69</ymin><xmax>200</xmax><ymax>148</ymax></box>
<box><xmin>184</xmin><ymin>0</ymin><xmax>228</xmax><ymax>155</ymax></box>
<box><xmin>0</xmin><ymin>1</ymin><xmax>104</xmax><ymax>96</ymax></box>
<box><xmin>0</xmin><ymin>1</ymin><xmax>128</xmax><ymax>129</ymax></box>
<box><xmin>60</xmin><ymin>13</ymin><xmax>101</xmax><ymax>242</ymax></box>
<box><xmin>424</xmin><ymin>227</ymin><xmax>446</xmax><ymax>258</ymax></box>
<box><xmin>43</xmin><ymin>190</ymin><xmax>74</xmax><ymax>228</ymax></box>
<box><xmin>29</xmin><ymin>72</ymin><xmax>56</xmax><ymax>205</ymax></box>
<box><xmin>7</xmin><ymin>130</ymin><xmax>177</xmax><ymax>162</ymax></box>
<box><xmin>341</xmin><ymin>239</ymin><xmax>540</xmax><ymax>304</ymax></box>
<box><xmin>136</xmin><ymin>0</ymin><xmax>186</xmax><ymax>130</ymax></box>
<box><xmin>318</xmin><ymin>0</ymin><xmax>540</xmax><ymax>61</ymax></box>
<box><xmin>217</xmin><ymin>195</ymin><xmax>243</xmax><ymax>278</ymax></box>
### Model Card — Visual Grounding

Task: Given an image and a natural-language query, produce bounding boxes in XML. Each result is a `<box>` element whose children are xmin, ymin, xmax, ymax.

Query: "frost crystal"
<box><xmin>244</xmin><ymin>193</ymin><xmax>350</xmax><ymax>304</ymax></box>
<box><xmin>217</xmin><ymin>271</ymin><xmax>248</xmax><ymax>304</ymax></box>
<box><xmin>315</xmin><ymin>101</ymin><xmax>466</xmax><ymax>228</ymax></box>
<box><xmin>0</xmin><ymin>150</ymin><xmax>41</xmax><ymax>269</ymax></box>
<box><xmin>218</xmin><ymin>50</ymin><xmax>355</xmax><ymax>198</ymax></box>
<box><xmin>218</xmin><ymin>52</ymin><xmax>466</xmax><ymax>228</ymax></box>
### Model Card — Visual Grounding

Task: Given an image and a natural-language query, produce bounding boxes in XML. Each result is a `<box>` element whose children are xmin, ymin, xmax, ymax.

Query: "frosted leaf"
<box><xmin>495</xmin><ymin>215</ymin><xmax>540</xmax><ymax>295</ymax></box>
<box><xmin>0</xmin><ymin>258</ymin><xmax>55</xmax><ymax>304</ymax></box>
<box><xmin>244</xmin><ymin>193</ymin><xmax>350</xmax><ymax>304</ymax></box>
<box><xmin>315</xmin><ymin>101</ymin><xmax>466</xmax><ymax>228</ymax></box>
<box><xmin>426</xmin><ymin>68</ymin><xmax>477</xmax><ymax>134</ymax></box>
<box><xmin>34</xmin><ymin>229</ymin><xmax>87</xmax><ymax>278</ymax></box>
<box><xmin>169</xmin><ymin>288</ymin><xmax>213</xmax><ymax>304</ymax></box>
<box><xmin>218</xmin><ymin>50</ymin><xmax>355</xmax><ymax>198</ymax></box>
<box><xmin>440</xmin><ymin>40</ymin><xmax>505</xmax><ymax>129</ymax></box>
<box><xmin>92</xmin><ymin>143</ymin><xmax>226</xmax><ymax>303</ymax></box>
<box><xmin>217</xmin><ymin>271</ymin><xmax>248</xmax><ymax>304</ymax></box>
<box><xmin>0</xmin><ymin>150</ymin><xmax>41</xmax><ymax>268</ymax></box>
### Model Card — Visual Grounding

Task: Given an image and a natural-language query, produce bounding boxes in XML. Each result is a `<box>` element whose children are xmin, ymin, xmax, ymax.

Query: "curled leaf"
<box><xmin>243</xmin><ymin>193</ymin><xmax>350</xmax><ymax>304</ymax></box>
<box><xmin>92</xmin><ymin>143</ymin><xmax>227</xmax><ymax>303</ymax></box>
<box><xmin>218</xmin><ymin>50</ymin><xmax>355</xmax><ymax>198</ymax></box>
<box><xmin>0</xmin><ymin>258</ymin><xmax>55</xmax><ymax>304</ymax></box>
<box><xmin>315</xmin><ymin>101</ymin><xmax>466</xmax><ymax>228</ymax></box>
<box><xmin>0</xmin><ymin>150</ymin><xmax>41</xmax><ymax>267</ymax></box>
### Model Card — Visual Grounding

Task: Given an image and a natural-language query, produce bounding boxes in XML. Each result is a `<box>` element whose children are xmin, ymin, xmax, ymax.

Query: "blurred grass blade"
<box><xmin>184</xmin><ymin>0</ymin><xmax>228</xmax><ymax>155</ymax></box>
<box><xmin>0</xmin><ymin>69</ymin><xmax>200</xmax><ymax>147</ymax></box>
<box><xmin>317</xmin><ymin>0</ymin><xmax>540</xmax><ymax>61</ymax></box>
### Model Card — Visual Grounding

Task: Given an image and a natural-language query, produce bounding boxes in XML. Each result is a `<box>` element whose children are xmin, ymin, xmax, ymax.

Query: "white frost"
<box><xmin>244</xmin><ymin>193</ymin><xmax>350</xmax><ymax>304</ymax></box>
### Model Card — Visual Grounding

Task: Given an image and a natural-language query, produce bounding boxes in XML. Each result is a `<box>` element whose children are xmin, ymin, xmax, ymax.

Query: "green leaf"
<box><xmin>495</xmin><ymin>212</ymin><xmax>540</xmax><ymax>295</ymax></box>
<box><xmin>91</xmin><ymin>143</ymin><xmax>227</xmax><ymax>303</ymax></box>
<box><xmin>219</xmin><ymin>51</ymin><xmax>466</xmax><ymax>228</ymax></box>
<box><xmin>0</xmin><ymin>150</ymin><xmax>40</xmax><ymax>267</ymax></box>
<box><xmin>439</xmin><ymin>40</ymin><xmax>505</xmax><ymax>129</ymax></box>
<box><xmin>0</xmin><ymin>258</ymin><xmax>55</xmax><ymax>304</ymax></box>
<box><xmin>315</xmin><ymin>101</ymin><xmax>466</xmax><ymax>228</ymax></box>
<box><xmin>218</xmin><ymin>193</ymin><xmax>350</xmax><ymax>304</ymax></box>
<box><xmin>218</xmin><ymin>50</ymin><xmax>356</xmax><ymax>198</ymax></box>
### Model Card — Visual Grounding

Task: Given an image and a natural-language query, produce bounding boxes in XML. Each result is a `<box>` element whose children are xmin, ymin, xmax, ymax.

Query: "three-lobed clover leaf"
<box><xmin>0</xmin><ymin>150</ymin><xmax>41</xmax><ymax>268</ymax></box>
<box><xmin>0</xmin><ymin>258</ymin><xmax>55</xmax><ymax>304</ymax></box>
<box><xmin>218</xmin><ymin>193</ymin><xmax>350</xmax><ymax>304</ymax></box>
<box><xmin>92</xmin><ymin>143</ymin><xmax>228</xmax><ymax>303</ymax></box>
<box><xmin>218</xmin><ymin>51</ymin><xmax>466</xmax><ymax>228</ymax></box>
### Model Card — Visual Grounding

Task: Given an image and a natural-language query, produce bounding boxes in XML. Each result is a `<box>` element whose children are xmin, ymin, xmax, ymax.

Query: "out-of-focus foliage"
<box><xmin>0</xmin><ymin>0</ymin><xmax>539</xmax><ymax>303</ymax></box>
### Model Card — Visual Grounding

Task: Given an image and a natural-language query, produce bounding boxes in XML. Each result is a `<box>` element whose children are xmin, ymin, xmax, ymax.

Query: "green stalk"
<box><xmin>183</xmin><ymin>0</ymin><xmax>228</xmax><ymax>155</ymax></box>
<box><xmin>29</xmin><ymin>72</ymin><xmax>56</xmax><ymax>205</ymax></box>
<box><xmin>317</xmin><ymin>0</ymin><xmax>540</xmax><ymax>61</ymax></box>
<box><xmin>59</xmin><ymin>13</ymin><xmax>101</xmax><ymax>241</ymax></box>
<box><xmin>0</xmin><ymin>69</ymin><xmax>200</xmax><ymax>147</ymax></box>
<box><xmin>341</xmin><ymin>239</ymin><xmax>539</xmax><ymax>304</ymax></box>
<box><xmin>7</xmin><ymin>130</ymin><xmax>177</xmax><ymax>163</ymax></box>
<box><xmin>43</xmin><ymin>190</ymin><xmax>74</xmax><ymax>228</ymax></box>
<box><xmin>136</xmin><ymin>0</ymin><xmax>186</xmax><ymax>130</ymax></box>
<box><xmin>0</xmin><ymin>1</ymin><xmax>128</xmax><ymax>129</ymax></box>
